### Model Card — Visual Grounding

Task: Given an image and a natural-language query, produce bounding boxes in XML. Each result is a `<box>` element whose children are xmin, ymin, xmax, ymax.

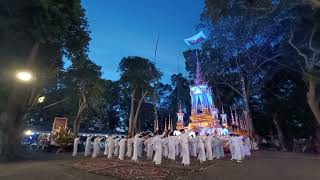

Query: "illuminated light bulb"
<box><xmin>16</xmin><ymin>71</ymin><xmax>33</xmax><ymax>82</ymax></box>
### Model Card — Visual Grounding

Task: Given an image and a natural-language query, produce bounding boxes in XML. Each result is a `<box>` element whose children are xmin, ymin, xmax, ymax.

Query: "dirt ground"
<box><xmin>0</xmin><ymin>151</ymin><xmax>319</xmax><ymax>180</ymax></box>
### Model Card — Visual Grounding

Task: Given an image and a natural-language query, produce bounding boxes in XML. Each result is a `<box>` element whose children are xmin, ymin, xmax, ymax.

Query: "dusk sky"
<box><xmin>81</xmin><ymin>0</ymin><xmax>204</xmax><ymax>83</ymax></box>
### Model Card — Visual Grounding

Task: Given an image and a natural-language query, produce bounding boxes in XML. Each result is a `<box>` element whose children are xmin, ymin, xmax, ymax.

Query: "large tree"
<box><xmin>0</xmin><ymin>0</ymin><xmax>90</xmax><ymax>160</ymax></box>
<box><xmin>118</xmin><ymin>56</ymin><xmax>162</xmax><ymax>136</ymax></box>
<box><xmin>195</xmin><ymin>0</ymin><xmax>320</xmax><ymax>135</ymax></box>
<box><xmin>287</xmin><ymin>7</ymin><xmax>320</xmax><ymax>126</ymax></box>
<box><xmin>63</xmin><ymin>57</ymin><xmax>102</xmax><ymax>136</ymax></box>
<box><xmin>261</xmin><ymin>69</ymin><xmax>316</xmax><ymax>149</ymax></box>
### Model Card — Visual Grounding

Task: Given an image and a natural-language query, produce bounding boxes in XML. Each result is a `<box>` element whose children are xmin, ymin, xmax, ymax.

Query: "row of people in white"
<box><xmin>72</xmin><ymin>130</ymin><xmax>251</xmax><ymax>165</ymax></box>
<box><xmin>228</xmin><ymin>134</ymin><xmax>251</xmax><ymax>162</ymax></box>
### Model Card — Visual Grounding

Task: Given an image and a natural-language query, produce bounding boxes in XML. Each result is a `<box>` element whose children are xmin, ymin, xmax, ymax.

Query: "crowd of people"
<box><xmin>72</xmin><ymin>129</ymin><xmax>253</xmax><ymax>165</ymax></box>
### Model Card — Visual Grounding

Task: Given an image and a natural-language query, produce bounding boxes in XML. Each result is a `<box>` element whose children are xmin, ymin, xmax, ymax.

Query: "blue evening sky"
<box><xmin>81</xmin><ymin>0</ymin><xmax>204</xmax><ymax>83</ymax></box>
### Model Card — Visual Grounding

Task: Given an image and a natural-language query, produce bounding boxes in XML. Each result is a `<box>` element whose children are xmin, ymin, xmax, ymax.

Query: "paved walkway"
<box><xmin>0</xmin><ymin>151</ymin><xmax>319</xmax><ymax>180</ymax></box>
<box><xmin>186</xmin><ymin>151</ymin><xmax>320</xmax><ymax>180</ymax></box>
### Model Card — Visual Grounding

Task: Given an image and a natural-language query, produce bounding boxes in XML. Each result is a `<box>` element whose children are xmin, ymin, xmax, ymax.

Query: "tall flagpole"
<box><xmin>177</xmin><ymin>49</ymin><xmax>181</xmax><ymax>110</ymax></box>
<box><xmin>154</xmin><ymin>33</ymin><xmax>160</xmax><ymax>62</ymax></box>
<box><xmin>153</xmin><ymin>33</ymin><xmax>160</xmax><ymax>133</ymax></box>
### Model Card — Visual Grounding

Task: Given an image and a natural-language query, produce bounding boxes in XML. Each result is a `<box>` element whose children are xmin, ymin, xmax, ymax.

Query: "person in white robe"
<box><xmin>197</xmin><ymin>135</ymin><xmax>206</xmax><ymax>163</ymax></box>
<box><xmin>204</xmin><ymin>134</ymin><xmax>213</xmax><ymax>160</ymax></box>
<box><xmin>212</xmin><ymin>136</ymin><xmax>224</xmax><ymax>159</ymax></box>
<box><xmin>243</xmin><ymin>136</ymin><xmax>252</xmax><ymax>156</ymax></box>
<box><xmin>104</xmin><ymin>136</ymin><xmax>108</xmax><ymax>156</ymax></box>
<box><xmin>131</xmin><ymin>133</ymin><xmax>141</xmax><ymax>161</ymax></box>
<box><xmin>153</xmin><ymin>131</ymin><xmax>166</xmax><ymax>165</ymax></box>
<box><xmin>118</xmin><ymin>136</ymin><xmax>127</xmax><ymax>160</ymax></box>
<box><xmin>113</xmin><ymin>137</ymin><xmax>120</xmax><ymax>156</ymax></box>
<box><xmin>175</xmin><ymin>136</ymin><xmax>180</xmax><ymax>157</ymax></box>
<box><xmin>107</xmin><ymin>136</ymin><xmax>115</xmax><ymax>159</ymax></box>
<box><xmin>218</xmin><ymin>137</ymin><xmax>225</xmax><ymax>158</ymax></box>
<box><xmin>72</xmin><ymin>137</ymin><xmax>80</xmax><ymax>156</ymax></box>
<box><xmin>253</xmin><ymin>139</ymin><xmax>259</xmax><ymax>150</ymax></box>
<box><xmin>238</xmin><ymin>135</ymin><xmax>245</xmax><ymax>159</ymax></box>
<box><xmin>126</xmin><ymin>137</ymin><xmax>134</xmax><ymax>158</ymax></box>
<box><xmin>229</xmin><ymin>134</ymin><xmax>235</xmax><ymax>160</ymax></box>
<box><xmin>162</xmin><ymin>137</ymin><xmax>169</xmax><ymax>158</ymax></box>
<box><xmin>92</xmin><ymin>137</ymin><xmax>103</xmax><ymax>158</ymax></box>
<box><xmin>180</xmin><ymin>129</ymin><xmax>191</xmax><ymax>166</ymax></box>
<box><xmin>168</xmin><ymin>131</ymin><xmax>176</xmax><ymax>160</ymax></box>
<box><xmin>84</xmin><ymin>136</ymin><xmax>93</xmax><ymax>156</ymax></box>
<box><xmin>146</xmin><ymin>135</ymin><xmax>154</xmax><ymax>160</ymax></box>
<box><xmin>190</xmin><ymin>135</ymin><xmax>197</xmax><ymax>157</ymax></box>
<box><xmin>232</xmin><ymin>135</ymin><xmax>242</xmax><ymax>162</ymax></box>
<box><xmin>138</xmin><ymin>136</ymin><xmax>145</xmax><ymax>158</ymax></box>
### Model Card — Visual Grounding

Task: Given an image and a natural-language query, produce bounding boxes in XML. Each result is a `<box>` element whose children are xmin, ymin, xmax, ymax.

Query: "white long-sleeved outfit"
<box><xmin>168</xmin><ymin>136</ymin><xmax>176</xmax><ymax>160</ymax></box>
<box><xmin>230</xmin><ymin>136</ymin><xmax>242</xmax><ymax>161</ymax></box>
<box><xmin>175</xmin><ymin>137</ymin><xmax>180</xmax><ymax>157</ymax></box>
<box><xmin>146</xmin><ymin>137</ymin><xmax>154</xmax><ymax>159</ymax></box>
<box><xmin>118</xmin><ymin>138</ymin><xmax>127</xmax><ymax>160</ymax></box>
<box><xmin>197</xmin><ymin>136</ymin><xmax>206</xmax><ymax>162</ymax></box>
<box><xmin>212</xmin><ymin>137</ymin><xmax>224</xmax><ymax>159</ymax></box>
<box><xmin>126</xmin><ymin>138</ymin><xmax>134</xmax><ymax>158</ymax></box>
<box><xmin>153</xmin><ymin>133</ymin><xmax>165</xmax><ymax>165</ymax></box>
<box><xmin>180</xmin><ymin>132</ymin><xmax>191</xmax><ymax>165</ymax></box>
<box><xmin>238</xmin><ymin>136</ymin><xmax>245</xmax><ymax>159</ymax></box>
<box><xmin>217</xmin><ymin>137</ymin><xmax>225</xmax><ymax>158</ymax></box>
<box><xmin>204</xmin><ymin>136</ymin><xmax>213</xmax><ymax>160</ymax></box>
<box><xmin>131</xmin><ymin>134</ymin><xmax>141</xmax><ymax>161</ymax></box>
<box><xmin>104</xmin><ymin>138</ymin><xmax>108</xmax><ymax>156</ymax></box>
<box><xmin>162</xmin><ymin>138</ymin><xmax>169</xmax><ymax>158</ymax></box>
<box><xmin>113</xmin><ymin>138</ymin><xmax>120</xmax><ymax>156</ymax></box>
<box><xmin>84</xmin><ymin>136</ymin><xmax>93</xmax><ymax>156</ymax></box>
<box><xmin>92</xmin><ymin>137</ymin><xmax>102</xmax><ymax>158</ymax></box>
<box><xmin>72</xmin><ymin>137</ymin><xmax>80</xmax><ymax>156</ymax></box>
<box><xmin>190</xmin><ymin>137</ymin><xmax>197</xmax><ymax>157</ymax></box>
<box><xmin>138</xmin><ymin>138</ymin><xmax>144</xmax><ymax>158</ymax></box>
<box><xmin>229</xmin><ymin>136</ymin><xmax>235</xmax><ymax>160</ymax></box>
<box><xmin>107</xmin><ymin>137</ymin><xmax>114</xmax><ymax>159</ymax></box>
<box><xmin>243</xmin><ymin>136</ymin><xmax>251</xmax><ymax>156</ymax></box>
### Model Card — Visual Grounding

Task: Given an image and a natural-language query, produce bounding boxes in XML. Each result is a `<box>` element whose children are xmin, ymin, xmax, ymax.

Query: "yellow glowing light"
<box><xmin>16</xmin><ymin>71</ymin><xmax>33</xmax><ymax>82</ymax></box>
<box><xmin>24</xmin><ymin>130</ymin><xmax>34</xmax><ymax>136</ymax></box>
<box><xmin>38</xmin><ymin>96</ymin><xmax>45</xmax><ymax>103</ymax></box>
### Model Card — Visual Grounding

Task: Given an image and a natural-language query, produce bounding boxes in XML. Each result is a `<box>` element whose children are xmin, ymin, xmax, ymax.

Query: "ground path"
<box><xmin>0</xmin><ymin>151</ymin><xmax>319</xmax><ymax>180</ymax></box>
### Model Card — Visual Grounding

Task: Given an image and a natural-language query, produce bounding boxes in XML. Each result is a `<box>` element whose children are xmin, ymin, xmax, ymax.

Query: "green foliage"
<box><xmin>119</xmin><ymin>56</ymin><xmax>162</xmax><ymax>91</ymax></box>
<box><xmin>0</xmin><ymin>0</ymin><xmax>91</xmax><ymax>159</ymax></box>
<box><xmin>193</xmin><ymin>0</ymin><xmax>320</xmax><ymax>141</ymax></box>
<box><xmin>261</xmin><ymin>70</ymin><xmax>317</xmax><ymax>140</ymax></box>
<box><xmin>87</xmin><ymin>79</ymin><xmax>121</xmax><ymax>131</ymax></box>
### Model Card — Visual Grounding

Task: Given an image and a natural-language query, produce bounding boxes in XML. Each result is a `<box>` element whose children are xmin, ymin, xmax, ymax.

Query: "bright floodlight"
<box><xmin>16</xmin><ymin>71</ymin><xmax>33</xmax><ymax>82</ymax></box>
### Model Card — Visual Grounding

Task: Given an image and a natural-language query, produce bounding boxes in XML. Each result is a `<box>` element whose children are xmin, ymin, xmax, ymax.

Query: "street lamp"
<box><xmin>16</xmin><ymin>71</ymin><xmax>33</xmax><ymax>82</ymax></box>
<box><xmin>38</xmin><ymin>96</ymin><xmax>45</xmax><ymax>103</ymax></box>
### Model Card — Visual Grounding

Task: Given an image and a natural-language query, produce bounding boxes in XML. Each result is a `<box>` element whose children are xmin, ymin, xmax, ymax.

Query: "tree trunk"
<box><xmin>241</xmin><ymin>76</ymin><xmax>254</xmax><ymax>133</ymax></box>
<box><xmin>132</xmin><ymin>90</ymin><xmax>148</xmax><ymax>134</ymax></box>
<box><xmin>28</xmin><ymin>41</ymin><xmax>40</xmax><ymax>64</ymax></box>
<box><xmin>0</xmin><ymin>41</ymin><xmax>41</xmax><ymax>160</ymax></box>
<box><xmin>128</xmin><ymin>88</ymin><xmax>136</xmax><ymax>137</ymax></box>
<box><xmin>153</xmin><ymin>94</ymin><xmax>158</xmax><ymax>133</ymax></box>
<box><xmin>73</xmin><ymin>113</ymin><xmax>81</xmax><ymax>137</ymax></box>
<box><xmin>0</xmin><ymin>113</ymin><xmax>22</xmax><ymax>160</ymax></box>
<box><xmin>306</xmin><ymin>78</ymin><xmax>320</xmax><ymax>125</ymax></box>
<box><xmin>272</xmin><ymin>112</ymin><xmax>286</xmax><ymax>151</ymax></box>
<box><xmin>73</xmin><ymin>92</ymin><xmax>87</xmax><ymax>137</ymax></box>
<box><xmin>0</xmin><ymin>87</ymin><xmax>28</xmax><ymax>160</ymax></box>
